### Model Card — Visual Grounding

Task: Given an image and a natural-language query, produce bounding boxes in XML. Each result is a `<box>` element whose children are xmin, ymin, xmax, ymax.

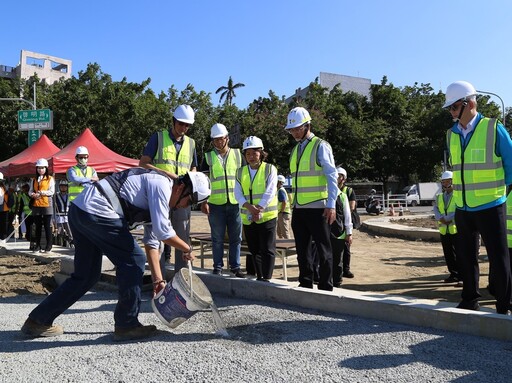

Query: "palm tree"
<box><xmin>215</xmin><ymin>76</ymin><xmax>245</xmax><ymax>106</ymax></box>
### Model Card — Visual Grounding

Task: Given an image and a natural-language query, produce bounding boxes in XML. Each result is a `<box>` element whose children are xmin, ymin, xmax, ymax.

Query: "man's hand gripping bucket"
<box><xmin>151</xmin><ymin>261</ymin><xmax>213</xmax><ymax>328</ymax></box>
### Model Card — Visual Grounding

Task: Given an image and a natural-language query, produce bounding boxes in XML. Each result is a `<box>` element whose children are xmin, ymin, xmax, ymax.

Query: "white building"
<box><xmin>0</xmin><ymin>50</ymin><xmax>72</xmax><ymax>84</ymax></box>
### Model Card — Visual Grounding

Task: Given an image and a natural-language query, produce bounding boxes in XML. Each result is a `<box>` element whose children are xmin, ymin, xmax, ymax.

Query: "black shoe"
<box><xmin>257</xmin><ymin>277</ymin><xmax>270</xmax><ymax>282</ymax></box>
<box><xmin>456</xmin><ymin>300</ymin><xmax>480</xmax><ymax>311</ymax></box>
<box><xmin>343</xmin><ymin>271</ymin><xmax>354</xmax><ymax>278</ymax></box>
<box><xmin>444</xmin><ymin>275</ymin><xmax>458</xmax><ymax>283</ymax></box>
<box><xmin>113</xmin><ymin>324</ymin><xmax>157</xmax><ymax>342</ymax></box>
<box><xmin>32</xmin><ymin>245</ymin><xmax>41</xmax><ymax>252</ymax></box>
<box><xmin>44</xmin><ymin>245</ymin><xmax>52</xmax><ymax>252</ymax></box>
<box><xmin>231</xmin><ymin>269</ymin><xmax>246</xmax><ymax>278</ymax></box>
<box><xmin>212</xmin><ymin>269</ymin><xmax>222</xmax><ymax>275</ymax></box>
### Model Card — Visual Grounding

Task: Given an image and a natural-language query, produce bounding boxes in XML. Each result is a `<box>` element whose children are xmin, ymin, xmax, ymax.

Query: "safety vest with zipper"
<box><xmin>32</xmin><ymin>177</ymin><xmax>53</xmax><ymax>208</ymax></box>
<box><xmin>447</xmin><ymin>117</ymin><xmax>505</xmax><ymax>208</ymax></box>
<box><xmin>289</xmin><ymin>136</ymin><xmax>328</xmax><ymax>205</ymax></box>
<box><xmin>236</xmin><ymin>162</ymin><xmax>278</xmax><ymax>225</ymax></box>
<box><xmin>154</xmin><ymin>131</ymin><xmax>195</xmax><ymax>176</ymax></box>
<box><xmin>436</xmin><ymin>192</ymin><xmax>457</xmax><ymax>235</ymax></box>
<box><xmin>205</xmin><ymin>148</ymin><xmax>241</xmax><ymax>205</ymax></box>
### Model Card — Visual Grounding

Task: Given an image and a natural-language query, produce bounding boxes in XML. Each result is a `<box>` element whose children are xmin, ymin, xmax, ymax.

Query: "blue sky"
<box><xmin>3</xmin><ymin>0</ymin><xmax>512</xmax><ymax>110</ymax></box>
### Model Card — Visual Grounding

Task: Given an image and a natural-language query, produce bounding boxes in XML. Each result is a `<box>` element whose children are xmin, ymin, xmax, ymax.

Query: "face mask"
<box><xmin>37</xmin><ymin>168</ymin><xmax>46</xmax><ymax>176</ymax></box>
<box><xmin>78</xmin><ymin>158</ymin><xmax>88</xmax><ymax>166</ymax></box>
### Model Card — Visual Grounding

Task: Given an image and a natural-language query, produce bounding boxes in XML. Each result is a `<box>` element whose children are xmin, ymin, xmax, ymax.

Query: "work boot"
<box><xmin>231</xmin><ymin>269</ymin><xmax>246</xmax><ymax>278</ymax></box>
<box><xmin>343</xmin><ymin>270</ymin><xmax>354</xmax><ymax>278</ymax></box>
<box><xmin>113</xmin><ymin>324</ymin><xmax>157</xmax><ymax>342</ymax></box>
<box><xmin>21</xmin><ymin>318</ymin><xmax>64</xmax><ymax>338</ymax></box>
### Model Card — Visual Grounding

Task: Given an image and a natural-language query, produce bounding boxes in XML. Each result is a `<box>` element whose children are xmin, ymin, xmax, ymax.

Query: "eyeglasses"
<box><xmin>287</xmin><ymin>125</ymin><xmax>305</xmax><ymax>134</ymax></box>
<box><xmin>77</xmin><ymin>155</ymin><xmax>89</xmax><ymax>159</ymax></box>
<box><xmin>446</xmin><ymin>101</ymin><xmax>463</xmax><ymax>112</ymax></box>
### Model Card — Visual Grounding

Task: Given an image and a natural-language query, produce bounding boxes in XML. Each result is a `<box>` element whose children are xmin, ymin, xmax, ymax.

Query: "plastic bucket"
<box><xmin>151</xmin><ymin>268</ymin><xmax>213</xmax><ymax>328</ymax></box>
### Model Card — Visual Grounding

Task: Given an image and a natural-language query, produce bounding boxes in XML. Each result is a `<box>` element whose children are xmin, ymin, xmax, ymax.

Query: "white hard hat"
<box><xmin>185</xmin><ymin>172</ymin><xmax>211</xmax><ymax>203</ymax></box>
<box><xmin>441</xmin><ymin>170</ymin><xmax>453</xmax><ymax>180</ymax></box>
<box><xmin>36</xmin><ymin>158</ymin><xmax>48</xmax><ymax>167</ymax></box>
<box><xmin>336</xmin><ymin>167</ymin><xmax>347</xmax><ymax>178</ymax></box>
<box><xmin>443</xmin><ymin>81</ymin><xmax>477</xmax><ymax>108</ymax></box>
<box><xmin>243</xmin><ymin>136</ymin><xmax>264</xmax><ymax>151</ymax></box>
<box><xmin>285</xmin><ymin>107</ymin><xmax>312</xmax><ymax>129</ymax></box>
<box><xmin>75</xmin><ymin>146</ymin><xmax>89</xmax><ymax>156</ymax></box>
<box><xmin>173</xmin><ymin>104</ymin><xmax>195</xmax><ymax>124</ymax></box>
<box><xmin>59</xmin><ymin>179</ymin><xmax>69</xmax><ymax>186</ymax></box>
<box><xmin>210</xmin><ymin>123</ymin><xmax>228</xmax><ymax>138</ymax></box>
<box><xmin>277</xmin><ymin>175</ymin><xmax>286</xmax><ymax>183</ymax></box>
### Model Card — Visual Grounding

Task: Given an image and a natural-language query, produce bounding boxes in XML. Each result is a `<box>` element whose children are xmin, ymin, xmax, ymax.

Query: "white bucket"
<box><xmin>151</xmin><ymin>268</ymin><xmax>213</xmax><ymax>328</ymax></box>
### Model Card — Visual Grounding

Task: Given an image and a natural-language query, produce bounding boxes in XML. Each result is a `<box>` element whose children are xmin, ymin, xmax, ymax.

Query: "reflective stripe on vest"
<box><xmin>289</xmin><ymin>136</ymin><xmax>328</xmax><ymax>205</ymax></box>
<box><xmin>507</xmin><ymin>193</ymin><xmax>512</xmax><ymax>248</ymax></box>
<box><xmin>448</xmin><ymin>118</ymin><xmax>505</xmax><ymax>208</ymax></box>
<box><xmin>67</xmin><ymin>165</ymin><xmax>95</xmax><ymax>202</ymax></box>
<box><xmin>236</xmin><ymin>163</ymin><xmax>278</xmax><ymax>225</ymax></box>
<box><xmin>55</xmin><ymin>193</ymin><xmax>70</xmax><ymax>215</ymax></box>
<box><xmin>436</xmin><ymin>192</ymin><xmax>457</xmax><ymax>235</ymax></box>
<box><xmin>278</xmin><ymin>187</ymin><xmax>291</xmax><ymax>214</ymax></box>
<box><xmin>32</xmin><ymin>177</ymin><xmax>53</xmax><ymax>208</ymax></box>
<box><xmin>154</xmin><ymin>131</ymin><xmax>195</xmax><ymax>176</ymax></box>
<box><xmin>205</xmin><ymin>148</ymin><xmax>241</xmax><ymax>205</ymax></box>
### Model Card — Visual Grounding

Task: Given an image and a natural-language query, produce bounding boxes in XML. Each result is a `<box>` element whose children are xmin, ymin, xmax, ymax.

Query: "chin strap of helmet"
<box><xmin>452</xmin><ymin>100</ymin><xmax>468</xmax><ymax>122</ymax></box>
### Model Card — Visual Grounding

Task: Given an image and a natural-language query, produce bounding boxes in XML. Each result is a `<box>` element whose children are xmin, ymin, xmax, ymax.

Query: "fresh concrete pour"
<box><xmin>2</xmin><ymin>291</ymin><xmax>511</xmax><ymax>383</ymax></box>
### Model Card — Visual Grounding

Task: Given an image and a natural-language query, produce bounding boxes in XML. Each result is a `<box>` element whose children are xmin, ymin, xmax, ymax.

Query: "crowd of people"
<box><xmin>14</xmin><ymin>79</ymin><xmax>512</xmax><ymax>341</ymax></box>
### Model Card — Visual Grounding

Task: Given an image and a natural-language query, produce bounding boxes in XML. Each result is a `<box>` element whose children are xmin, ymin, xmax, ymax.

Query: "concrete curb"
<box><xmin>362</xmin><ymin>214</ymin><xmax>440</xmax><ymax>242</ymax></box>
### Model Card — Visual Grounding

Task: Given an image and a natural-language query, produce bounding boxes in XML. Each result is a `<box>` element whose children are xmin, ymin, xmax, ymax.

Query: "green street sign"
<box><xmin>28</xmin><ymin>129</ymin><xmax>41</xmax><ymax>146</ymax></box>
<box><xmin>18</xmin><ymin>109</ymin><xmax>53</xmax><ymax>131</ymax></box>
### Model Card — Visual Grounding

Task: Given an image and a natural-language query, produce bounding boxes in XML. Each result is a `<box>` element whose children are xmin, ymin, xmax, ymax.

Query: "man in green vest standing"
<box><xmin>200</xmin><ymin>123</ymin><xmax>245</xmax><ymax>277</ymax></box>
<box><xmin>444</xmin><ymin>80</ymin><xmax>512</xmax><ymax>314</ymax></box>
<box><xmin>276</xmin><ymin>175</ymin><xmax>291</xmax><ymax>239</ymax></box>
<box><xmin>285</xmin><ymin>107</ymin><xmax>338</xmax><ymax>291</ymax></box>
<box><xmin>433</xmin><ymin>171</ymin><xmax>460</xmax><ymax>284</ymax></box>
<box><xmin>139</xmin><ymin>104</ymin><xmax>198</xmax><ymax>274</ymax></box>
<box><xmin>67</xmin><ymin>146</ymin><xmax>99</xmax><ymax>202</ymax></box>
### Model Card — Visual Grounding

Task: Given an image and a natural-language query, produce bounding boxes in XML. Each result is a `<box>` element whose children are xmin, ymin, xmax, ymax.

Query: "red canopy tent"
<box><xmin>0</xmin><ymin>134</ymin><xmax>60</xmax><ymax>177</ymax></box>
<box><xmin>49</xmin><ymin>128</ymin><xmax>138</xmax><ymax>174</ymax></box>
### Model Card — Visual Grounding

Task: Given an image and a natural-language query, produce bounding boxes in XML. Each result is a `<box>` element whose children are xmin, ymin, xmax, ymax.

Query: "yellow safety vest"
<box><xmin>236</xmin><ymin>162</ymin><xmax>278</xmax><ymax>225</ymax></box>
<box><xmin>507</xmin><ymin>192</ymin><xmax>512</xmax><ymax>248</ymax></box>
<box><xmin>278</xmin><ymin>186</ymin><xmax>291</xmax><ymax>214</ymax></box>
<box><xmin>154</xmin><ymin>131</ymin><xmax>195</xmax><ymax>176</ymax></box>
<box><xmin>289</xmin><ymin>136</ymin><xmax>328</xmax><ymax>205</ymax></box>
<box><xmin>32</xmin><ymin>177</ymin><xmax>53</xmax><ymax>208</ymax></box>
<box><xmin>67</xmin><ymin>165</ymin><xmax>95</xmax><ymax>202</ymax></box>
<box><xmin>20</xmin><ymin>193</ymin><xmax>31</xmax><ymax>215</ymax></box>
<box><xmin>436</xmin><ymin>192</ymin><xmax>457</xmax><ymax>235</ymax></box>
<box><xmin>205</xmin><ymin>148</ymin><xmax>241</xmax><ymax>205</ymax></box>
<box><xmin>447</xmin><ymin>118</ymin><xmax>505</xmax><ymax>208</ymax></box>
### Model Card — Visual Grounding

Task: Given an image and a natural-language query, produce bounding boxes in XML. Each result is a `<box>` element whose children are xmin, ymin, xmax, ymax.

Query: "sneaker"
<box><xmin>21</xmin><ymin>318</ymin><xmax>64</xmax><ymax>338</ymax></box>
<box><xmin>231</xmin><ymin>269</ymin><xmax>246</xmax><ymax>278</ymax></box>
<box><xmin>212</xmin><ymin>269</ymin><xmax>222</xmax><ymax>275</ymax></box>
<box><xmin>343</xmin><ymin>271</ymin><xmax>354</xmax><ymax>278</ymax></box>
<box><xmin>113</xmin><ymin>324</ymin><xmax>157</xmax><ymax>342</ymax></box>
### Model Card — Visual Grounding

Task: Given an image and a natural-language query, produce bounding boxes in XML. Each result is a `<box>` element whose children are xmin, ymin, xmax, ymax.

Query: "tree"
<box><xmin>215</xmin><ymin>76</ymin><xmax>245</xmax><ymax>106</ymax></box>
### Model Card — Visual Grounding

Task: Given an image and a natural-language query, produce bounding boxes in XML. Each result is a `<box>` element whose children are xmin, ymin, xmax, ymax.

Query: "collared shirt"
<box><xmin>234</xmin><ymin>164</ymin><xmax>277</xmax><ymax>209</ymax></box>
<box><xmin>433</xmin><ymin>190</ymin><xmax>455</xmax><ymax>222</ymax></box>
<box><xmin>72</xmin><ymin>172</ymin><xmax>176</xmax><ymax>249</ymax></box>
<box><xmin>67</xmin><ymin>165</ymin><xmax>98</xmax><ymax>188</ymax></box>
<box><xmin>294</xmin><ymin>133</ymin><xmax>338</xmax><ymax>209</ymax></box>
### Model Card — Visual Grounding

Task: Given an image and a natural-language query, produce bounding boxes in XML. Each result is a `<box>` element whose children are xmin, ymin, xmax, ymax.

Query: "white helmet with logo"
<box><xmin>210</xmin><ymin>123</ymin><xmax>228</xmax><ymax>138</ymax></box>
<box><xmin>443</xmin><ymin>81</ymin><xmax>477</xmax><ymax>108</ymax></box>
<box><xmin>36</xmin><ymin>158</ymin><xmax>48</xmax><ymax>167</ymax></box>
<box><xmin>243</xmin><ymin>136</ymin><xmax>264</xmax><ymax>151</ymax></box>
<box><xmin>285</xmin><ymin>107</ymin><xmax>312</xmax><ymax>129</ymax></box>
<box><xmin>173</xmin><ymin>104</ymin><xmax>195</xmax><ymax>124</ymax></box>
<box><xmin>184</xmin><ymin>171</ymin><xmax>211</xmax><ymax>203</ymax></box>
<box><xmin>277</xmin><ymin>175</ymin><xmax>286</xmax><ymax>183</ymax></box>
<box><xmin>76</xmin><ymin>146</ymin><xmax>89</xmax><ymax>156</ymax></box>
<box><xmin>441</xmin><ymin>170</ymin><xmax>453</xmax><ymax>180</ymax></box>
<box><xmin>336</xmin><ymin>167</ymin><xmax>347</xmax><ymax>178</ymax></box>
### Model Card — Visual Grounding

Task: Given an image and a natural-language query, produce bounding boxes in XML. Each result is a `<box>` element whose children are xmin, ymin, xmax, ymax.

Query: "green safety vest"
<box><xmin>205</xmin><ymin>148</ymin><xmax>241</xmax><ymax>205</ymax></box>
<box><xmin>335</xmin><ymin>191</ymin><xmax>348</xmax><ymax>240</ymax></box>
<box><xmin>289</xmin><ymin>136</ymin><xmax>328</xmax><ymax>206</ymax></box>
<box><xmin>154</xmin><ymin>131</ymin><xmax>195</xmax><ymax>176</ymax></box>
<box><xmin>20</xmin><ymin>193</ymin><xmax>31</xmax><ymax>215</ymax></box>
<box><xmin>436</xmin><ymin>192</ymin><xmax>457</xmax><ymax>235</ymax></box>
<box><xmin>447</xmin><ymin>118</ymin><xmax>505</xmax><ymax>208</ymax></box>
<box><xmin>67</xmin><ymin>165</ymin><xmax>95</xmax><ymax>202</ymax></box>
<box><xmin>507</xmin><ymin>192</ymin><xmax>512</xmax><ymax>248</ymax></box>
<box><xmin>278</xmin><ymin>186</ymin><xmax>291</xmax><ymax>214</ymax></box>
<box><xmin>236</xmin><ymin>162</ymin><xmax>278</xmax><ymax>225</ymax></box>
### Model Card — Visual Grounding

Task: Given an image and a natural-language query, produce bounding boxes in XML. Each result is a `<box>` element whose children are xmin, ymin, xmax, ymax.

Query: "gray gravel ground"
<box><xmin>2</xmin><ymin>290</ymin><xmax>512</xmax><ymax>383</ymax></box>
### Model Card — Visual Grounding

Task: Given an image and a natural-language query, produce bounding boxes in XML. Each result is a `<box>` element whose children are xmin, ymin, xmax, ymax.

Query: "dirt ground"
<box><xmin>0</xmin><ymin>213</ymin><xmax>495</xmax><ymax>309</ymax></box>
